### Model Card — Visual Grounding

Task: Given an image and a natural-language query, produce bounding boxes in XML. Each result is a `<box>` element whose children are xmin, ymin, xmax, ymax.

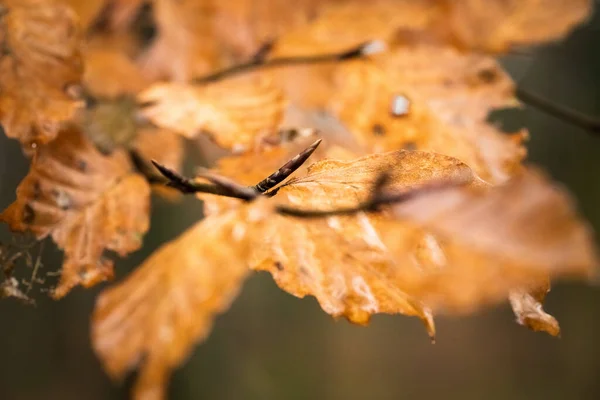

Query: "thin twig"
<box><xmin>151</xmin><ymin>160</ymin><xmax>258</xmax><ymax>201</ymax></box>
<box><xmin>152</xmin><ymin>139</ymin><xmax>323</xmax><ymax>200</ymax></box>
<box><xmin>516</xmin><ymin>86</ymin><xmax>600</xmax><ymax>135</ymax></box>
<box><xmin>276</xmin><ymin>179</ymin><xmax>459</xmax><ymax>218</ymax></box>
<box><xmin>192</xmin><ymin>41</ymin><xmax>385</xmax><ymax>84</ymax></box>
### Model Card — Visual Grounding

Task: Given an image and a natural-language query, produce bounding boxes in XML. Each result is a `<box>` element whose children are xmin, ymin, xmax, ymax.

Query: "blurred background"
<box><xmin>1</xmin><ymin>3</ymin><xmax>600</xmax><ymax>400</ymax></box>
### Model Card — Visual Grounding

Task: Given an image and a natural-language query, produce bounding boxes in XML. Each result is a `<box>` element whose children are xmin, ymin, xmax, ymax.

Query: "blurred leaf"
<box><xmin>0</xmin><ymin>127</ymin><xmax>150</xmax><ymax>298</ymax></box>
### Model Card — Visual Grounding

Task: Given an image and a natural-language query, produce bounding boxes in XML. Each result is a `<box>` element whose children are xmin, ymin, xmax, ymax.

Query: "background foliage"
<box><xmin>1</xmin><ymin>3</ymin><xmax>600</xmax><ymax>400</ymax></box>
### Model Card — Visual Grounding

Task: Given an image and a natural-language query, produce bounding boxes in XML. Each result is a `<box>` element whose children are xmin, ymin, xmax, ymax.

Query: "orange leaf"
<box><xmin>443</xmin><ymin>0</ymin><xmax>592</xmax><ymax>53</ymax></box>
<box><xmin>139</xmin><ymin>76</ymin><xmax>286</xmax><ymax>151</ymax></box>
<box><xmin>59</xmin><ymin>0</ymin><xmax>105</xmax><ymax>30</ymax></box>
<box><xmin>330</xmin><ymin>42</ymin><xmax>526</xmax><ymax>183</ymax></box>
<box><xmin>381</xmin><ymin>168</ymin><xmax>598</xmax><ymax>313</ymax></box>
<box><xmin>141</xmin><ymin>0</ymin><xmax>220</xmax><ymax>81</ymax></box>
<box><xmin>83</xmin><ymin>47</ymin><xmax>149</xmax><ymax>98</ymax></box>
<box><xmin>0</xmin><ymin>0</ymin><xmax>84</xmax><ymax>149</ymax></box>
<box><xmin>92</xmin><ymin>203</ymin><xmax>266</xmax><ymax>400</ymax></box>
<box><xmin>509</xmin><ymin>282</ymin><xmax>561</xmax><ymax>337</ymax></box>
<box><xmin>1</xmin><ymin>127</ymin><xmax>150</xmax><ymax>297</ymax></box>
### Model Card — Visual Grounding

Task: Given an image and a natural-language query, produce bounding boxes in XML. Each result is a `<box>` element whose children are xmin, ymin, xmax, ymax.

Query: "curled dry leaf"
<box><xmin>509</xmin><ymin>280</ymin><xmax>561</xmax><ymax>337</ymax></box>
<box><xmin>330</xmin><ymin>42</ymin><xmax>526</xmax><ymax>183</ymax></box>
<box><xmin>139</xmin><ymin>76</ymin><xmax>286</xmax><ymax>151</ymax></box>
<box><xmin>0</xmin><ymin>0</ymin><xmax>84</xmax><ymax>149</ymax></box>
<box><xmin>92</xmin><ymin>203</ymin><xmax>267</xmax><ymax>400</ymax></box>
<box><xmin>0</xmin><ymin>127</ymin><xmax>150</xmax><ymax>298</ymax></box>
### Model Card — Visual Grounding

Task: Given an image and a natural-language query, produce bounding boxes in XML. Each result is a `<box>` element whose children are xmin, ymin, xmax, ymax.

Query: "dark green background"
<box><xmin>1</xmin><ymin>5</ymin><xmax>600</xmax><ymax>400</ymax></box>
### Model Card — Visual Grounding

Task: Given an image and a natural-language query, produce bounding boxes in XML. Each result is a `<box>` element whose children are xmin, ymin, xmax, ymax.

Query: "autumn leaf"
<box><xmin>198</xmin><ymin>150</ymin><xmax>474</xmax><ymax>334</ymax></box>
<box><xmin>139</xmin><ymin>76</ymin><xmax>286</xmax><ymax>151</ymax></box>
<box><xmin>141</xmin><ymin>0</ymin><xmax>220</xmax><ymax>81</ymax></box>
<box><xmin>0</xmin><ymin>0</ymin><xmax>84</xmax><ymax>149</ymax></box>
<box><xmin>443</xmin><ymin>0</ymin><xmax>592</xmax><ymax>53</ymax></box>
<box><xmin>509</xmin><ymin>280</ymin><xmax>561</xmax><ymax>337</ymax></box>
<box><xmin>0</xmin><ymin>127</ymin><xmax>150</xmax><ymax>298</ymax></box>
<box><xmin>83</xmin><ymin>46</ymin><xmax>150</xmax><ymax>99</ymax></box>
<box><xmin>59</xmin><ymin>0</ymin><xmax>105</xmax><ymax>30</ymax></box>
<box><xmin>329</xmin><ymin>42</ymin><xmax>527</xmax><ymax>183</ymax></box>
<box><xmin>92</xmin><ymin>203</ymin><xmax>267</xmax><ymax>400</ymax></box>
<box><xmin>379</xmin><ymin>168</ymin><xmax>598</xmax><ymax>311</ymax></box>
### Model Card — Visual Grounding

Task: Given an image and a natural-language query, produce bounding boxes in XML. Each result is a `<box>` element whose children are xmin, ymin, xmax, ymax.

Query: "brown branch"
<box><xmin>150</xmin><ymin>160</ymin><xmax>258</xmax><ymax>201</ymax></box>
<box><xmin>152</xmin><ymin>139</ymin><xmax>323</xmax><ymax>200</ymax></box>
<box><xmin>516</xmin><ymin>86</ymin><xmax>600</xmax><ymax>135</ymax></box>
<box><xmin>275</xmin><ymin>178</ymin><xmax>461</xmax><ymax>218</ymax></box>
<box><xmin>192</xmin><ymin>40</ymin><xmax>385</xmax><ymax>84</ymax></box>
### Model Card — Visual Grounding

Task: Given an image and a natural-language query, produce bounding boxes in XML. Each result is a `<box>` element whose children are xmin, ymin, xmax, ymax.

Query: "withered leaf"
<box><xmin>201</xmin><ymin>150</ymin><xmax>475</xmax><ymax>335</ymax></box>
<box><xmin>330</xmin><ymin>42</ymin><xmax>526</xmax><ymax>183</ymax></box>
<box><xmin>92</xmin><ymin>203</ymin><xmax>267</xmax><ymax>400</ymax></box>
<box><xmin>380</xmin><ymin>169</ymin><xmax>597</xmax><ymax>312</ymax></box>
<box><xmin>0</xmin><ymin>0</ymin><xmax>84</xmax><ymax>149</ymax></box>
<box><xmin>1</xmin><ymin>127</ymin><xmax>150</xmax><ymax>298</ymax></box>
<box><xmin>444</xmin><ymin>0</ymin><xmax>592</xmax><ymax>53</ymax></box>
<box><xmin>509</xmin><ymin>281</ymin><xmax>561</xmax><ymax>337</ymax></box>
<box><xmin>139</xmin><ymin>76</ymin><xmax>286</xmax><ymax>151</ymax></box>
<box><xmin>141</xmin><ymin>0</ymin><xmax>220</xmax><ymax>81</ymax></box>
<box><xmin>59</xmin><ymin>0</ymin><xmax>105</xmax><ymax>30</ymax></box>
<box><xmin>83</xmin><ymin>46</ymin><xmax>149</xmax><ymax>98</ymax></box>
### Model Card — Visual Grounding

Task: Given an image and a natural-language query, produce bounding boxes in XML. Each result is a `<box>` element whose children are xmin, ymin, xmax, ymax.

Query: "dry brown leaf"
<box><xmin>201</xmin><ymin>150</ymin><xmax>476</xmax><ymax>335</ymax></box>
<box><xmin>83</xmin><ymin>47</ymin><xmax>149</xmax><ymax>98</ymax></box>
<box><xmin>92</xmin><ymin>203</ymin><xmax>267</xmax><ymax>400</ymax></box>
<box><xmin>0</xmin><ymin>127</ymin><xmax>150</xmax><ymax>297</ymax></box>
<box><xmin>59</xmin><ymin>0</ymin><xmax>105</xmax><ymax>30</ymax></box>
<box><xmin>202</xmin><ymin>148</ymin><xmax>596</xmax><ymax>329</ymax></box>
<box><xmin>141</xmin><ymin>0</ymin><xmax>220</xmax><ymax>81</ymax></box>
<box><xmin>380</xmin><ymin>169</ymin><xmax>597</xmax><ymax>312</ymax></box>
<box><xmin>443</xmin><ymin>0</ymin><xmax>592</xmax><ymax>53</ymax></box>
<box><xmin>330</xmin><ymin>42</ymin><xmax>526</xmax><ymax>183</ymax></box>
<box><xmin>139</xmin><ymin>76</ymin><xmax>286</xmax><ymax>151</ymax></box>
<box><xmin>0</xmin><ymin>0</ymin><xmax>84</xmax><ymax>149</ymax></box>
<box><xmin>509</xmin><ymin>281</ymin><xmax>561</xmax><ymax>337</ymax></box>
<box><xmin>101</xmin><ymin>0</ymin><xmax>147</xmax><ymax>30</ymax></box>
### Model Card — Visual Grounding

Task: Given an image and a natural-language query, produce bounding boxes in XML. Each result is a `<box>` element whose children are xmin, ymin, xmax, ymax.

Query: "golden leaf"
<box><xmin>141</xmin><ymin>0</ymin><xmax>220</xmax><ymax>81</ymax></box>
<box><xmin>83</xmin><ymin>47</ymin><xmax>149</xmax><ymax>98</ymax></box>
<box><xmin>59</xmin><ymin>0</ymin><xmax>105</xmax><ymax>30</ymax></box>
<box><xmin>330</xmin><ymin>42</ymin><xmax>526</xmax><ymax>183</ymax></box>
<box><xmin>92</xmin><ymin>203</ymin><xmax>266</xmax><ymax>400</ymax></box>
<box><xmin>0</xmin><ymin>0</ymin><xmax>84</xmax><ymax>149</ymax></box>
<box><xmin>509</xmin><ymin>281</ymin><xmax>561</xmax><ymax>337</ymax></box>
<box><xmin>0</xmin><ymin>127</ymin><xmax>150</xmax><ymax>297</ymax></box>
<box><xmin>139</xmin><ymin>76</ymin><xmax>286</xmax><ymax>151</ymax></box>
<box><xmin>200</xmin><ymin>150</ymin><xmax>475</xmax><ymax>336</ymax></box>
<box><xmin>444</xmin><ymin>0</ymin><xmax>592</xmax><ymax>53</ymax></box>
<box><xmin>381</xmin><ymin>169</ymin><xmax>598</xmax><ymax>312</ymax></box>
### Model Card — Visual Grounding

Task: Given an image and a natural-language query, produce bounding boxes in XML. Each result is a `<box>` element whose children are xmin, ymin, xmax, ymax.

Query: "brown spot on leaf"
<box><xmin>372</xmin><ymin>123</ymin><xmax>386</xmax><ymax>136</ymax></box>
<box><xmin>22</xmin><ymin>204</ymin><xmax>35</xmax><ymax>224</ymax></box>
